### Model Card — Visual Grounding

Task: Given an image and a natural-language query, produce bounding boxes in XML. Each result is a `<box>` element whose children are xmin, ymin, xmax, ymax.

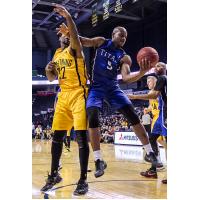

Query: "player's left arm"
<box><xmin>130</xmin><ymin>76</ymin><xmax>166</xmax><ymax>100</ymax></box>
<box><xmin>53</xmin><ymin>4</ymin><xmax>83</xmax><ymax>57</ymax></box>
<box><xmin>120</xmin><ymin>55</ymin><xmax>151</xmax><ymax>83</ymax></box>
<box><xmin>127</xmin><ymin>90</ymin><xmax>160</xmax><ymax>100</ymax></box>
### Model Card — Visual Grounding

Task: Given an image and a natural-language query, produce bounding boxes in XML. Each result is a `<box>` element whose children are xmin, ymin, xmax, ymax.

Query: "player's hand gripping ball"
<box><xmin>137</xmin><ymin>47</ymin><xmax>159</xmax><ymax>68</ymax></box>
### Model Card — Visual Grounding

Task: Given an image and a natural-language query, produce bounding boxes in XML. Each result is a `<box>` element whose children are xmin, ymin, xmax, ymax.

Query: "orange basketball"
<box><xmin>137</xmin><ymin>47</ymin><xmax>159</xmax><ymax>67</ymax></box>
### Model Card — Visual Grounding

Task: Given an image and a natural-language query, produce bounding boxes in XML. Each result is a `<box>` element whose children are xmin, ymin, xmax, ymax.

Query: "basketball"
<box><xmin>137</xmin><ymin>47</ymin><xmax>159</xmax><ymax>67</ymax></box>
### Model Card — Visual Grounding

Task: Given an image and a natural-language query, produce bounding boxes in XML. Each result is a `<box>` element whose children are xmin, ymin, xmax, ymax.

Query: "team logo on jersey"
<box><xmin>56</xmin><ymin>59</ymin><xmax>73</xmax><ymax>67</ymax></box>
<box><xmin>99</xmin><ymin>49</ymin><xmax>117</xmax><ymax>63</ymax></box>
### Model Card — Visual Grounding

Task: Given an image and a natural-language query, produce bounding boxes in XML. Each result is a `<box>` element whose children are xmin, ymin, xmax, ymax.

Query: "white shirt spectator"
<box><xmin>142</xmin><ymin>114</ymin><xmax>151</xmax><ymax>125</ymax></box>
<box><xmin>32</xmin><ymin>124</ymin><xmax>35</xmax><ymax>131</ymax></box>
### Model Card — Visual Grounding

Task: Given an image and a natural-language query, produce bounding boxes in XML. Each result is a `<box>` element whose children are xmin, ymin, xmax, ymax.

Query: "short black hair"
<box><xmin>112</xmin><ymin>26</ymin><xmax>127</xmax><ymax>35</ymax></box>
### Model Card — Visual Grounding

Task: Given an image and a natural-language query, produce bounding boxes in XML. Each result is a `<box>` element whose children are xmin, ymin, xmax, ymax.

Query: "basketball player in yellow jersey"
<box><xmin>41</xmin><ymin>4</ymin><xmax>89</xmax><ymax>195</ymax></box>
<box><xmin>143</xmin><ymin>76</ymin><xmax>165</xmax><ymax>170</ymax></box>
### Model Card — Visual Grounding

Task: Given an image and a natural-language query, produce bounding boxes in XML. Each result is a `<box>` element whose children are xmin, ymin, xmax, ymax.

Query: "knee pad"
<box><xmin>118</xmin><ymin>105</ymin><xmax>140</xmax><ymax>125</ymax></box>
<box><xmin>53</xmin><ymin>130</ymin><xmax>66</xmax><ymax>143</ymax></box>
<box><xmin>87</xmin><ymin>107</ymin><xmax>100</xmax><ymax>128</ymax></box>
<box><xmin>76</xmin><ymin>130</ymin><xmax>89</xmax><ymax>149</ymax></box>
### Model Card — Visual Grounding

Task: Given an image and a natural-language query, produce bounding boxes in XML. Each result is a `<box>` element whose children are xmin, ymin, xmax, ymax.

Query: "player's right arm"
<box><xmin>45</xmin><ymin>61</ymin><xmax>58</xmax><ymax>82</ymax></box>
<box><xmin>79</xmin><ymin>36</ymin><xmax>105</xmax><ymax>48</ymax></box>
<box><xmin>56</xmin><ymin>22</ymin><xmax>105</xmax><ymax>48</ymax></box>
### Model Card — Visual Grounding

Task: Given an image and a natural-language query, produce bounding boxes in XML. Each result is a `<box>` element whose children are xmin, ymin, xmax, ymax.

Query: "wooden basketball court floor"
<box><xmin>32</xmin><ymin>140</ymin><xmax>167</xmax><ymax>199</ymax></box>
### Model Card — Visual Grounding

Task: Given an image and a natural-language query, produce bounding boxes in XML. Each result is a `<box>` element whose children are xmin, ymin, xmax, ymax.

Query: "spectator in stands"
<box><xmin>35</xmin><ymin>125</ymin><xmax>41</xmax><ymax>139</ymax></box>
<box><xmin>32</xmin><ymin>123</ymin><xmax>36</xmax><ymax>139</ymax></box>
<box><xmin>102</xmin><ymin>130</ymin><xmax>109</xmax><ymax>143</ymax></box>
<box><xmin>107</xmin><ymin>126</ymin><xmax>115</xmax><ymax>143</ymax></box>
<box><xmin>115</xmin><ymin>125</ymin><xmax>120</xmax><ymax>131</ymax></box>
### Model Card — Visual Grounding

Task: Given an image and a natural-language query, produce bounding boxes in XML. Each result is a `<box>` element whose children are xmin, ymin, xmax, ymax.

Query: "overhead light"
<box><xmin>132</xmin><ymin>0</ymin><xmax>138</xmax><ymax>3</ymax></box>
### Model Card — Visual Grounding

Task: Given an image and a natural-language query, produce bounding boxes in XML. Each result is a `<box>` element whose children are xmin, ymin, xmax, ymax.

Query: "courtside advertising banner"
<box><xmin>114</xmin><ymin>131</ymin><xmax>142</xmax><ymax>145</ymax></box>
<box><xmin>114</xmin><ymin>145</ymin><xmax>144</xmax><ymax>161</ymax></box>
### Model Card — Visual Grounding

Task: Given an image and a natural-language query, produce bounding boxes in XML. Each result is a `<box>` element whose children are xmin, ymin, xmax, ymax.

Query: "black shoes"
<box><xmin>94</xmin><ymin>159</ymin><xmax>107</xmax><ymax>178</ymax></box>
<box><xmin>41</xmin><ymin>172</ymin><xmax>62</xmax><ymax>192</ymax></box>
<box><xmin>41</xmin><ymin>173</ymin><xmax>89</xmax><ymax>195</ymax></box>
<box><xmin>162</xmin><ymin>179</ymin><xmax>167</xmax><ymax>184</ymax></box>
<box><xmin>140</xmin><ymin>168</ymin><xmax>158</xmax><ymax>179</ymax></box>
<box><xmin>73</xmin><ymin>179</ymin><xmax>88</xmax><ymax>196</ymax></box>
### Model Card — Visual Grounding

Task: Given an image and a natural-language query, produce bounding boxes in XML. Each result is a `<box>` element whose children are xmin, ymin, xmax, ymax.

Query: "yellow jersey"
<box><xmin>149</xmin><ymin>99</ymin><xmax>160</xmax><ymax>117</ymax></box>
<box><xmin>52</xmin><ymin>47</ymin><xmax>88</xmax><ymax>91</ymax></box>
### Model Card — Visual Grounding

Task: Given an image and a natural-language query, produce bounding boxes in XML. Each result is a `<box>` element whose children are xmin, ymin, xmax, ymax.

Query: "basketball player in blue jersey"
<box><xmin>76</xmin><ymin>27</ymin><xmax>158</xmax><ymax>177</ymax></box>
<box><xmin>128</xmin><ymin>62</ymin><xmax>167</xmax><ymax>184</ymax></box>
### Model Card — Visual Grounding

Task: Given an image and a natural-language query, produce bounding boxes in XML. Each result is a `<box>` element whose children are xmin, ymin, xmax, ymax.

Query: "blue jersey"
<box><xmin>91</xmin><ymin>39</ymin><xmax>126</xmax><ymax>89</ymax></box>
<box><xmin>87</xmin><ymin>39</ymin><xmax>132</xmax><ymax>111</ymax></box>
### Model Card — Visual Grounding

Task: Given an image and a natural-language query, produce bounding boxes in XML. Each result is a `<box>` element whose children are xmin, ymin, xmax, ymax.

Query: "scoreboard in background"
<box><xmin>91</xmin><ymin>1</ymin><xmax>98</xmax><ymax>27</ymax></box>
<box><xmin>114</xmin><ymin>0</ymin><xmax>122</xmax><ymax>13</ymax></box>
<box><xmin>103</xmin><ymin>0</ymin><xmax>110</xmax><ymax>20</ymax></box>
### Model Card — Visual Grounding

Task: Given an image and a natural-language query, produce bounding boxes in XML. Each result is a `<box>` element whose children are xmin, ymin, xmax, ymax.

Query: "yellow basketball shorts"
<box><xmin>52</xmin><ymin>87</ymin><xmax>88</xmax><ymax>131</ymax></box>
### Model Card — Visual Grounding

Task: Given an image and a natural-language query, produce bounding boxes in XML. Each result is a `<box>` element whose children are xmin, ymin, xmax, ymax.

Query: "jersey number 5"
<box><xmin>107</xmin><ymin>60</ymin><xmax>113</xmax><ymax>70</ymax></box>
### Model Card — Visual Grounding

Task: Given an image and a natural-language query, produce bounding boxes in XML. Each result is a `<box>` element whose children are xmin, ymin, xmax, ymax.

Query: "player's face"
<box><xmin>59</xmin><ymin>35</ymin><xmax>70</xmax><ymax>47</ymax></box>
<box><xmin>112</xmin><ymin>29</ymin><xmax>127</xmax><ymax>47</ymax></box>
<box><xmin>147</xmin><ymin>78</ymin><xmax>156</xmax><ymax>89</ymax></box>
<box><xmin>155</xmin><ymin>63</ymin><xmax>166</xmax><ymax>75</ymax></box>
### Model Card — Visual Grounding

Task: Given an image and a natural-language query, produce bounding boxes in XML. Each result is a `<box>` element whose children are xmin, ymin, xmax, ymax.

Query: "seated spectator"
<box><xmin>32</xmin><ymin>123</ymin><xmax>36</xmax><ymax>139</ymax></box>
<box><xmin>35</xmin><ymin>125</ymin><xmax>41</xmax><ymax>139</ymax></box>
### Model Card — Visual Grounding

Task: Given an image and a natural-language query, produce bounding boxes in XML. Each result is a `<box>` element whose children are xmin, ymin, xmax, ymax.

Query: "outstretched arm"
<box><xmin>79</xmin><ymin>36</ymin><xmax>105</xmax><ymax>48</ymax></box>
<box><xmin>53</xmin><ymin>4</ymin><xmax>82</xmax><ymax>56</ymax></box>
<box><xmin>56</xmin><ymin>22</ymin><xmax>105</xmax><ymax>48</ymax></box>
<box><xmin>127</xmin><ymin>90</ymin><xmax>160</xmax><ymax>100</ymax></box>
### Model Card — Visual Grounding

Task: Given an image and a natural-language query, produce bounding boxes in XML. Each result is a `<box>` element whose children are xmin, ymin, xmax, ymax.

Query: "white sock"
<box><xmin>143</xmin><ymin>143</ymin><xmax>153</xmax><ymax>155</ymax></box>
<box><xmin>94</xmin><ymin>150</ymin><xmax>102</xmax><ymax>161</ymax></box>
